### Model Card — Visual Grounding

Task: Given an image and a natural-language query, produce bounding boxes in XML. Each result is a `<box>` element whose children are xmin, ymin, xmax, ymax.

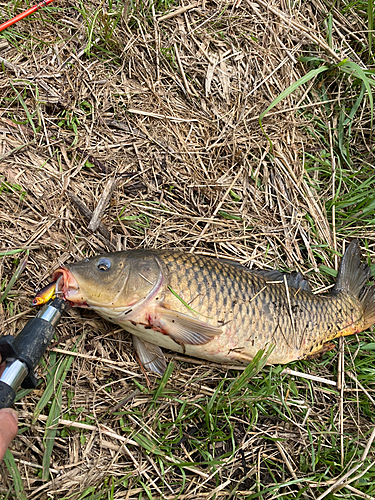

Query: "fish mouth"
<box><xmin>52</xmin><ymin>267</ymin><xmax>87</xmax><ymax>307</ymax></box>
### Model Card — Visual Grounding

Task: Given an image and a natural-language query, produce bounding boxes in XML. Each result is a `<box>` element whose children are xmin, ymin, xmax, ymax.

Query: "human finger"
<box><xmin>0</xmin><ymin>408</ymin><xmax>18</xmax><ymax>460</ymax></box>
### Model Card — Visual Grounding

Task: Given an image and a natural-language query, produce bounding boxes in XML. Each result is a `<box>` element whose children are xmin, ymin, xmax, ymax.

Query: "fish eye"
<box><xmin>97</xmin><ymin>257</ymin><xmax>111</xmax><ymax>271</ymax></box>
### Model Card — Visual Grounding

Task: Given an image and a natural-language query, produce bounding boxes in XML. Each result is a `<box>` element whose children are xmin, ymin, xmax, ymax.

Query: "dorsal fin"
<box><xmin>218</xmin><ymin>258</ymin><xmax>311</xmax><ymax>292</ymax></box>
<box><xmin>286</xmin><ymin>271</ymin><xmax>312</xmax><ymax>292</ymax></box>
<box><xmin>218</xmin><ymin>258</ymin><xmax>244</xmax><ymax>268</ymax></box>
<box><xmin>251</xmin><ymin>269</ymin><xmax>311</xmax><ymax>292</ymax></box>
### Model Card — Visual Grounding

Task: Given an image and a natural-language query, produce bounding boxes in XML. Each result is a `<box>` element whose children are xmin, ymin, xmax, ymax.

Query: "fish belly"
<box><xmin>116</xmin><ymin>320</ymin><xmax>236</xmax><ymax>364</ymax></box>
<box><xmin>116</xmin><ymin>318</ymin><xmax>301</xmax><ymax>366</ymax></box>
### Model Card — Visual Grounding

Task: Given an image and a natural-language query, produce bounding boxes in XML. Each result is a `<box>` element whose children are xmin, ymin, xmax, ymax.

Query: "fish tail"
<box><xmin>334</xmin><ymin>240</ymin><xmax>375</xmax><ymax>330</ymax></box>
<box><xmin>360</xmin><ymin>285</ymin><xmax>375</xmax><ymax>330</ymax></box>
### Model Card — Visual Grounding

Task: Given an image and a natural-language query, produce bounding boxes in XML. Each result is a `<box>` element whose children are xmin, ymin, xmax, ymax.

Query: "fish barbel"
<box><xmin>49</xmin><ymin>240</ymin><xmax>375</xmax><ymax>375</ymax></box>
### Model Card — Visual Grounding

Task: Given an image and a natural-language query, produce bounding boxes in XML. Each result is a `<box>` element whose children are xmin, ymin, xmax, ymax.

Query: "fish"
<box><xmin>47</xmin><ymin>240</ymin><xmax>375</xmax><ymax>375</ymax></box>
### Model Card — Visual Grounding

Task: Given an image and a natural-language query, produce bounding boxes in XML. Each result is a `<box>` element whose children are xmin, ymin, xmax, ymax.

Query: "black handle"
<box><xmin>0</xmin><ymin>381</ymin><xmax>16</xmax><ymax>409</ymax></box>
<box><xmin>13</xmin><ymin>318</ymin><xmax>56</xmax><ymax>388</ymax></box>
<box><xmin>0</xmin><ymin>298</ymin><xmax>68</xmax><ymax>407</ymax></box>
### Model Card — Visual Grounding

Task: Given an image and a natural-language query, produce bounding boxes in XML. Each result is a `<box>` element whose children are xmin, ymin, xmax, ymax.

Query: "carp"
<box><xmin>44</xmin><ymin>240</ymin><xmax>374</xmax><ymax>375</ymax></box>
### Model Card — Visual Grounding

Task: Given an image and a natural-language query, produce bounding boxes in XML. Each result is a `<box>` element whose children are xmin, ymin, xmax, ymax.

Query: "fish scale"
<box><xmin>46</xmin><ymin>240</ymin><xmax>375</xmax><ymax>374</ymax></box>
<box><xmin>123</xmin><ymin>248</ymin><xmax>368</xmax><ymax>363</ymax></box>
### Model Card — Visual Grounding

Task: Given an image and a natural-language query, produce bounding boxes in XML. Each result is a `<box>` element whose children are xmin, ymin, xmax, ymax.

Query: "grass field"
<box><xmin>0</xmin><ymin>0</ymin><xmax>375</xmax><ymax>498</ymax></box>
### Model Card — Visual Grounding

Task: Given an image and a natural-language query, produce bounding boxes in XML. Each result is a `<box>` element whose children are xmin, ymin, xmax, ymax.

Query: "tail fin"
<box><xmin>361</xmin><ymin>285</ymin><xmax>375</xmax><ymax>330</ymax></box>
<box><xmin>334</xmin><ymin>240</ymin><xmax>375</xmax><ymax>330</ymax></box>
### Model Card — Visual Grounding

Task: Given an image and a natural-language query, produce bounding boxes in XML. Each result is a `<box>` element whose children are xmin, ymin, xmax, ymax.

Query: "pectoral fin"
<box><xmin>132</xmin><ymin>335</ymin><xmax>167</xmax><ymax>376</ymax></box>
<box><xmin>156</xmin><ymin>307</ymin><xmax>222</xmax><ymax>346</ymax></box>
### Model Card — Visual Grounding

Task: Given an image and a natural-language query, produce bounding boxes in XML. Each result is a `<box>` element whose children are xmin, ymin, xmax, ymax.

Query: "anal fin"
<box><xmin>305</xmin><ymin>342</ymin><xmax>335</xmax><ymax>359</ymax></box>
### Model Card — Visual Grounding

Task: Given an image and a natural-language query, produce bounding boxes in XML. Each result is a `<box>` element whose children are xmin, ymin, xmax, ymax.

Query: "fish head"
<box><xmin>52</xmin><ymin>251</ymin><xmax>163</xmax><ymax>315</ymax></box>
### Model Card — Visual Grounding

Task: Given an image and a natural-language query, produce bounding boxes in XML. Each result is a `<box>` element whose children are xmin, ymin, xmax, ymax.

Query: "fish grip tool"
<box><xmin>0</xmin><ymin>298</ymin><xmax>68</xmax><ymax>409</ymax></box>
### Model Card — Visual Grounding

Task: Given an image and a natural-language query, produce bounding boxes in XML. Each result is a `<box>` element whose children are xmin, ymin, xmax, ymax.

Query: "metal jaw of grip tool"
<box><xmin>0</xmin><ymin>298</ymin><xmax>69</xmax><ymax>409</ymax></box>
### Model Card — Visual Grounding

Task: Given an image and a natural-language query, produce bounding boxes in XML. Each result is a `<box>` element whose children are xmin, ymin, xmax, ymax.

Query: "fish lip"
<box><xmin>52</xmin><ymin>267</ymin><xmax>85</xmax><ymax>305</ymax></box>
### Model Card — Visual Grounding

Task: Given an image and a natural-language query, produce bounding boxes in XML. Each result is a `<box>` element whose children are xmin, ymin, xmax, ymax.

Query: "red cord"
<box><xmin>0</xmin><ymin>0</ymin><xmax>55</xmax><ymax>33</ymax></box>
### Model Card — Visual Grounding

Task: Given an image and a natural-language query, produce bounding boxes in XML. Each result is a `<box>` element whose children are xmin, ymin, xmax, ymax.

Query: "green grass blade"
<box><xmin>205</xmin><ymin>379</ymin><xmax>225</xmax><ymax>429</ymax></box>
<box><xmin>133</xmin><ymin>432</ymin><xmax>164</xmax><ymax>456</ymax></box>
<box><xmin>339</xmin><ymin>60</ymin><xmax>374</xmax><ymax>128</ymax></box>
<box><xmin>368</xmin><ymin>0</ymin><xmax>374</xmax><ymax>52</ymax></box>
<box><xmin>0</xmin><ymin>253</ymin><xmax>28</xmax><ymax>303</ymax></box>
<box><xmin>151</xmin><ymin>361</ymin><xmax>174</xmax><ymax>404</ymax></box>
<box><xmin>85</xmin><ymin>8</ymin><xmax>100</xmax><ymax>57</ymax></box>
<box><xmin>0</xmin><ymin>246</ymin><xmax>38</xmax><ymax>257</ymax></box>
<box><xmin>227</xmin><ymin>345</ymin><xmax>274</xmax><ymax>397</ymax></box>
<box><xmin>42</xmin><ymin>381</ymin><xmax>63</xmax><ymax>480</ymax></box>
<box><xmin>259</xmin><ymin>65</ymin><xmax>329</xmax><ymax>148</ymax></box>
<box><xmin>167</xmin><ymin>285</ymin><xmax>212</xmax><ymax>318</ymax></box>
<box><xmin>3</xmin><ymin>449</ymin><xmax>27</xmax><ymax>500</ymax></box>
<box><xmin>338</xmin><ymin>77</ymin><xmax>365</xmax><ymax>164</ymax></box>
<box><xmin>33</xmin><ymin>353</ymin><xmax>62</xmax><ymax>421</ymax></box>
<box><xmin>140</xmin><ymin>480</ymin><xmax>153</xmax><ymax>500</ymax></box>
<box><xmin>33</xmin><ymin>339</ymin><xmax>81</xmax><ymax>422</ymax></box>
<box><xmin>10</xmin><ymin>83</ymin><xmax>38</xmax><ymax>134</ymax></box>
<box><xmin>327</xmin><ymin>13</ymin><xmax>333</xmax><ymax>48</ymax></box>
<box><xmin>41</xmin><ymin>353</ymin><xmax>75</xmax><ymax>480</ymax></box>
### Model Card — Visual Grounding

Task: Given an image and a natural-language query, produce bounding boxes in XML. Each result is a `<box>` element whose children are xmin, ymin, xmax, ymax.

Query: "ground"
<box><xmin>0</xmin><ymin>0</ymin><xmax>375</xmax><ymax>498</ymax></box>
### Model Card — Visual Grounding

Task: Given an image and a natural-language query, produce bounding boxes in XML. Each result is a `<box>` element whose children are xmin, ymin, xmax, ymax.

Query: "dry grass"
<box><xmin>1</xmin><ymin>0</ymin><xmax>375</xmax><ymax>498</ymax></box>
